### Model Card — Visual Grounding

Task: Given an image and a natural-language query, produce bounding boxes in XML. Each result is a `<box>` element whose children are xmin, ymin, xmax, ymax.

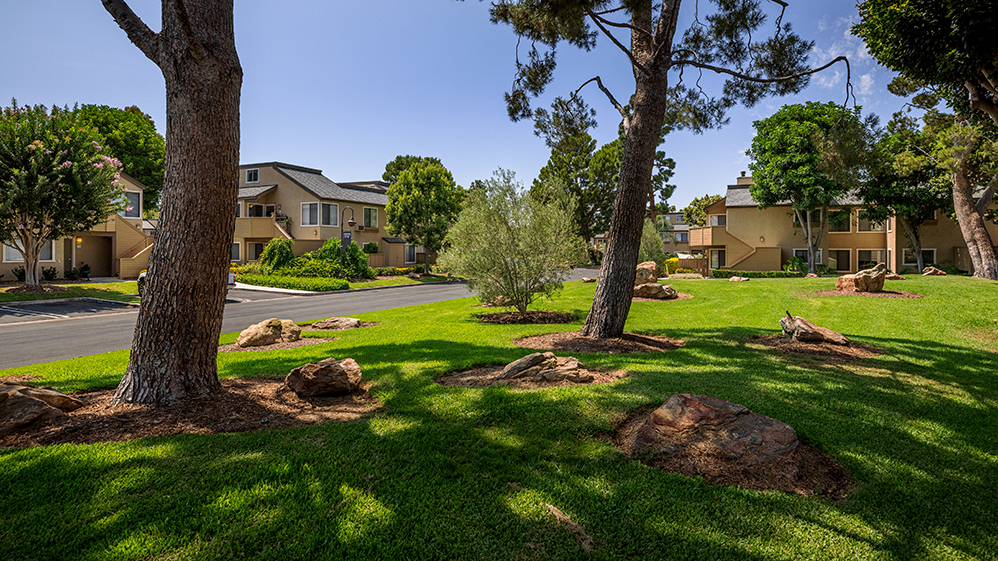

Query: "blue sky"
<box><xmin>1</xmin><ymin>1</ymin><xmax>902</xmax><ymax>209</ymax></box>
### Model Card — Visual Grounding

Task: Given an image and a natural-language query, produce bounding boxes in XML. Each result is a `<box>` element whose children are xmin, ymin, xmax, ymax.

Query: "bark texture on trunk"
<box><xmin>898</xmin><ymin>217</ymin><xmax>924</xmax><ymax>273</ymax></box>
<box><xmin>952</xmin><ymin>165</ymin><xmax>998</xmax><ymax>279</ymax></box>
<box><xmin>110</xmin><ymin>0</ymin><xmax>242</xmax><ymax>403</ymax></box>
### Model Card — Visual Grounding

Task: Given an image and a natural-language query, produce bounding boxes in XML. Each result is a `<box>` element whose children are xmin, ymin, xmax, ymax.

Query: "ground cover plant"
<box><xmin>1</xmin><ymin>275</ymin><xmax>997</xmax><ymax>559</ymax></box>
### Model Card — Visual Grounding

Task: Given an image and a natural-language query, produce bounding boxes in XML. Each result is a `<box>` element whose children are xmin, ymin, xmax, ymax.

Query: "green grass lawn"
<box><xmin>0</xmin><ymin>282</ymin><xmax>140</xmax><ymax>303</ymax></box>
<box><xmin>2</xmin><ymin>276</ymin><xmax>997</xmax><ymax>560</ymax></box>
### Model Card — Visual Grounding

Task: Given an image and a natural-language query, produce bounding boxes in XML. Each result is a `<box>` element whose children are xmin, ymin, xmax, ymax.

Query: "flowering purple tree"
<box><xmin>0</xmin><ymin>101</ymin><xmax>124</xmax><ymax>287</ymax></box>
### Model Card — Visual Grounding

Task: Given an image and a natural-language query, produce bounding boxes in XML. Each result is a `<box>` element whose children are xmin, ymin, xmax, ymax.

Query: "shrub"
<box><xmin>665</xmin><ymin>257</ymin><xmax>680</xmax><ymax>275</ymax></box>
<box><xmin>638</xmin><ymin>219</ymin><xmax>669</xmax><ymax>272</ymax></box>
<box><xmin>712</xmin><ymin>270</ymin><xmax>804</xmax><ymax>278</ymax></box>
<box><xmin>12</xmin><ymin>266</ymin><xmax>25</xmax><ymax>282</ymax></box>
<box><xmin>343</xmin><ymin>241</ymin><xmax>375</xmax><ymax>279</ymax></box>
<box><xmin>41</xmin><ymin>267</ymin><xmax>58</xmax><ymax>281</ymax></box>
<box><xmin>235</xmin><ymin>274</ymin><xmax>349</xmax><ymax>291</ymax></box>
<box><xmin>276</xmin><ymin>259</ymin><xmax>344</xmax><ymax>279</ymax></box>
<box><xmin>259</xmin><ymin>239</ymin><xmax>296</xmax><ymax>274</ymax></box>
<box><xmin>362</xmin><ymin>242</ymin><xmax>380</xmax><ymax>254</ymax></box>
<box><xmin>676</xmin><ymin>268</ymin><xmax>694</xmax><ymax>274</ymax></box>
<box><xmin>64</xmin><ymin>268</ymin><xmax>80</xmax><ymax>281</ymax></box>
<box><xmin>783</xmin><ymin>256</ymin><xmax>807</xmax><ymax>274</ymax></box>
<box><xmin>305</xmin><ymin>238</ymin><xmax>340</xmax><ymax>261</ymax></box>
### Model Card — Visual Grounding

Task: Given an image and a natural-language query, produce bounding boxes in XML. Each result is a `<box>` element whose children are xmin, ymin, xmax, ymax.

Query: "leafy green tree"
<box><xmin>75</xmin><ymin>104</ymin><xmax>165</xmax><ymax>210</ymax></box>
<box><xmin>854</xmin><ymin>1</ymin><xmax>998</xmax><ymax>279</ymax></box>
<box><xmin>382</xmin><ymin>155</ymin><xmax>442</xmax><ymax>186</ymax></box>
<box><xmin>0</xmin><ymin>101</ymin><xmax>125</xmax><ymax>287</ymax></box>
<box><xmin>860</xmin><ymin>113</ymin><xmax>950</xmax><ymax>273</ymax></box>
<box><xmin>386</xmin><ymin>161</ymin><xmax>462</xmax><ymax>266</ymax></box>
<box><xmin>681</xmin><ymin>194</ymin><xmax>723</xmax><ymax>227</ymax></box>
<box><xmin>488</xmin><ymin>0</ymin><xmax>845</xmax><ymax>338</ymax></box>
<box><xmin>747</xmin><ymin>102</ymin><xmax>871</xmax><ymax>274</ymax></box>
<box><xmin>439</xmin><ymin>170</ymin><xmax>582</xmax><ymax>314</ymax></box>
<box><xmin>638</xmin><ymin>218</ymin><xmax>668</xmax><ymax>272</ymax></box>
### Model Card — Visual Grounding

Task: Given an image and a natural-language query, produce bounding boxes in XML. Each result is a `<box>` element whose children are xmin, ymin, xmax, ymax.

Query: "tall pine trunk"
<box><xmin>898</xmin><ymin>217</ymin><xmax>924</xmax><ymax>273</ymax></box>
<box><xmin>952</xmin><ymin>164</ymin><xmax>998</xmax><ymax>279</ymax></box>
<box><xmin>109</xmin><ymin>0</ymin><xmax>242</xmax><ymax>403</ymax></box>
<box><xmin>581</xmin><ymin>68</ymin><xmax>669</xmax><ymax>338</ymax></box>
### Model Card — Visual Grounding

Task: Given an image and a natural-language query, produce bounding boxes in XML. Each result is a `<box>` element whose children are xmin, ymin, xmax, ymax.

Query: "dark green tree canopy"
<box><xmin>681</xmin><ymin>194</ymin><xmax>723</xmax><ymax>227</ymax></box>
<box><xmin>385</xmin><ymin>161</ymin><xmax>462</xmax><ymax>255</ymax></box>
<box><xmin>75</xmin><ymin>104</ymin><xmax>165</xmax><ymax>210</ymax></box>
<box><xmin>382</xmin><ymin>155</ymin><xmax>443</xmax><ymax>186</ymax></box>
<box><xmin>853</xmin><ymin>0</ymin><xmax>998</xmax><ymax>125</ymax></box>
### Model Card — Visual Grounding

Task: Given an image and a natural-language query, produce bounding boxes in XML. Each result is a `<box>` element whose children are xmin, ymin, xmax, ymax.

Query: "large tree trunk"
<box><xmin>951</xmin><ymin>165</ymin><xmax>998</xmax><ymax>279</ymax></box>
<box><xmin>898</xmin><ymin>217</ymin><xmax>924</xmax><ymax>273</ymax></box>
<box><xmin>110</xmin><ymin>0</ymin><xmax>242</xmax><ymax>403</ymax></box>
<box><xmin>582</xmin><ymin>61</ymin><xmax>669</xmax><ymax>337</ymax></box>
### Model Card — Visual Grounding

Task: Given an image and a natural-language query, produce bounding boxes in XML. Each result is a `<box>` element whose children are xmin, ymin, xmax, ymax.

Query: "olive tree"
<box><xmin>439</xmin><ymin>169</ymin><xmax>583</xmax><ymax>314</ymax></box>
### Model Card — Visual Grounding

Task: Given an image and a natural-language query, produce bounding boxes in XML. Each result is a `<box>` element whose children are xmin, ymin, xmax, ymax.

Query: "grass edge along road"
<box><xmin>2</xmin><ymin>276</ymin><xmax>997</xmax><ymax>560</ymax></box>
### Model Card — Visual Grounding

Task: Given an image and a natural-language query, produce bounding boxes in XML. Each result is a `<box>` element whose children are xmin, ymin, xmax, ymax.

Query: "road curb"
<box><xmin>0</xmin><ymin>296</ymin><xmax>139</xmax><ymax>308</ymax></box>
<box><xmin>233</xmin><ymin>278</ymin><xmax>467</xmax><ymax>296</ymax></box>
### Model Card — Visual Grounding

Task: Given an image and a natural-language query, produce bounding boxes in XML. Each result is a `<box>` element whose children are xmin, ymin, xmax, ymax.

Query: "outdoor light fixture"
<box><xmin>76</xmin><ymin>237</ymin><xmax>83</xmax><ymax>243</ymax></box>
<box><xmin>759</xmin><ymin>236</ymin><xmax>765</xmax><ymax>242</ymax></box>
<box><xmin>340</xmin><ymin>206</ymin><xmax>357</xmax><ymax>270</ymax></box>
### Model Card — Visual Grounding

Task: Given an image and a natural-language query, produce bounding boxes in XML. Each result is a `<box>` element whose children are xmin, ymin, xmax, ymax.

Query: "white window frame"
<box><xmin>827</xmin><ymin>209</ymin><xmax>852</xmax><ymax>233</ymax></box>
<box><xmin>709</xmin><ymin>249</ymin><xmax>726</xmax><ymax>269</ymax></box>
<box><xmin>363</xmin><ymin>207</ymin><xmax>379</xmax><ymax>228</ymax></box>
<box><xmin>230</xmin><ymin>242</ymin><xmax>241</xmax><ymax>262</ymax></box>
<box><xmin>246</xmin><ymin>169</ymin><xmax>259</xmax><ymax>183</ymax></box>
<box><xmin>887</xmin><ymin>217</ymin><xmax>892</xmax><ymax>233</ymax></box>
<box><xmin>793</xmin><ymin>248</ymin><xmax>823</xmax><ymax>263</ymax></box>
<box><xmin>902</xmin><ymin>248</ymin><xmax>936</xmax><ymax>266</ymax></box>
<box><xmin>404</xmin><ymin>244</ymin><xmax>416</xmax><ymax>264</ymax></box>
<box><xmin>3</xmin><ymin>240</ymin><xmax>56</xmax><ymax>263</ymax></box>
<box><xmin>321</xmin><ymin>202</ymin><xmax>339</xmax><ymax>227</ymax></box>
<box><xmin>235</xmin><ymin>201</ymin><xmax>242</xmax><ymax>218</ymax></box>
<box><xmin>857</xmin><ymin>211</ymin><xmax>886</xmax><ymax>232</ymax></box>
<box><xmin>119</xmin><ymin>190</ymin><xmax>141</xmax><ymax>219</ymax></box>
<box><xmin>676</xmin><ymin>232</ymin><xmax>689</xmax><ymax>242</ymax></box>
<box><xmin>708</xmin><ymin>214</ymin><xmax>727</xmax><ymax>227</ymax></box>
<box><xmin>301</xmin><ymin>202</ymin><xmax>319</xmax><ymax>227</ymax></box>
<box><xmin>829</xmin><ymin>248</ymin><xmax>851</xmax><ymax>271</ymax></box>
<box><xmin>857</xmin><ymin>249</ymin><xmax>886</xmax><ymax>269</ymax></box>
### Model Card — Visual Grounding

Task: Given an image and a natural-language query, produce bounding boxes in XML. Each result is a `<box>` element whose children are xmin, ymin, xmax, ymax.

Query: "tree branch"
<box><xmin>587</xmin><ymin>9</ymin><xmax>651</xmax><ymax>38</ymax></box>
<box><xmin>673</xmin><ymin>56</ymin><xmax>854</xmax><ymax>105</ymax></box>
<box><xmin>101</xmin><ymin>0</ymin><xmax>161</xmax><ymax>64</ymax></box>
<box><xmin>586</xmin><ymin>9</ymin><xmax>651</xmax><ymax>77</ymax></box>
<box><xmin>975</xmin><ymin>182</ymin><xmax>997</xmax><ymax>216</ymax></box>
<box><xmin>966</xmin><ymin>81</ymin><xmax>998</xmax><ymax>127</ymax></box>
<box><xmin>575</xmin><ymin>76</ymin><xmax>630</xmax><ymax>131</ymax></box>
<box><xmin>171</xmin><ymin>0</ymin><xmax>207</xmax><ymax>62</ymax></box>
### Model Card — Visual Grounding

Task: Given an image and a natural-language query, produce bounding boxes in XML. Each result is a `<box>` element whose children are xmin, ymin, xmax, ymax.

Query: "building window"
<box><xmin>708</xmin><ymin>214</ymin><xmax>727</xmax><ymax>226</ymax></box>
<box><xmin>235</xmin><ymin>201</ymin><xmax>241</xmax><ymax>217</ymax></box>
<box><xmin>858</xmin><ymin>211</ymin><xmax>885</xmax><ymax>232</ymax></box>
<box><xmin>405</xmin><ymin>244</ymin><xmax>416</xmax><ymax>264</ymax></box>
<box><xmin>3</xmin><ymin>240</ymin><xmax>55</xmax><ymax>262</ymax></box>
<box><xmin>246</xmin><ymin>169</ymin><xmax>259</xmax><ymax>183</ymax></box>
<box><xmin>858</xmin><ymin>250</ymin><xmax>886</xmax><ymax>269</ymax></box>
<box><xmin>230</xmin><ymin>242</ymin><xmax>241</xmax><ymax>262</ymax></box>
<box><xmin>120</xmin><ymin>191</ymin><xmax>141</xmax><ymax>218</ymax></box>
<box><xmin>301</xmin><ymin>202</ymin><xmax>319</xmax><ymax>226</ymax></box>
<box><xmin>793</xmin><ymin>210</ymin><xmax>824</xmax><ymax>228</ymax></box>
<box><xmin>321</xmin><ymin>203</ymin><xmax>339</xmax><ymax>227</ymax></box>
<box><xmin>710</xmin><ymin>249</ymin><xmax>726</xmax><ymax>269</ymax></box>
<box><xmin>249</xmin><ymin>243</ymin><xmax>265</xmax><ymax>261</ymax></box>
<box><xmin>674</xmin><ymin>215</ymin><xmax>685</xmax><ymax>224</ymax></box>
<box><xmin>830</xmin><ymin>249</ymin><xmax>851</xmax><ymax>271</ymax></box>
<box><xmin>248</xmin><ymin>204</ymin><xmax>275</xmax><ymax>217</ymax></box>
<box><xmin>676</xmin><ymin>232</ymin><xmax>689</xmax><ymax>242</ymax></box>
<box><xmin>794</xmin><ymin>248</ymin><xmax>823</xmax><ymax>263</ymax></box>
<box><xmin>363</xmin><ymin>207</ymin><xmax>378</xmax><ymax>228</ymax></box>
<box><xmin>902</xmin><ymin>248</ymin><xmax>936</xmax><ymax>266</ymax></box>
<box><xmin>828</xmin><ymin>210</ymin><xmax>851</xmax><ymax>232</ymax></box>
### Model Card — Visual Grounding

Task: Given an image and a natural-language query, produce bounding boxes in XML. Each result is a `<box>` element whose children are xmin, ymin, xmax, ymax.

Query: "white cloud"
<box><xmin>858</xmin><ymin>73</ymin><xmax>875</xmax><ymax>96</ymax></box>
<box><xmin>814</xmin><ymin>69</ymin><xmax>843</xmax><ymax>89</ymax></box>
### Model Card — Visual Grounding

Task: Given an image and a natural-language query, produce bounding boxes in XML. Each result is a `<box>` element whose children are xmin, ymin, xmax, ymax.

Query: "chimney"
<box><xmin>740</xmin><ymin>171</ymin><xmax>746</xmax><ymax>177</ymax></box>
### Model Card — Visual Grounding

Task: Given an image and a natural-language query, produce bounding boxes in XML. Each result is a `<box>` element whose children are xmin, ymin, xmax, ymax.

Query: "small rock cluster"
<box><xmin>631</xmin><ymin>393</ymin><xmax>799</xmax><ymax>465</ymax></box>
<box><xmin>237</xmin><ymin>318</ymin><xmax>301</xmax><ymax>347</ymax></box>
<box><xmin>285</xmin><ymin>357</ymin><xmax>363</xmax><ymax>397</ymax></box>
<box><xmin>496</xmin><ymin>352</ymin><xmax>594</xmax><ymax>383</ymax></box>
<box><xmin>779</xmin><ymin>312</ymin><xmax>849</xmax><ymax>345</ymax></box>
<box><xmin>728</xmin><ymin>276</ymin><xmax>750</xmax><ymax>282</ymax></box>
<box><xmin>311</xmin><ymin>317</ymin><xmax>362</xmax><ymax>330</ymax></box>
<box><xmin>922</xmin><ymin>266</ymin><xmax>946</xmax><ymax>276</ymax></box>
<box><xmin>835</xmin><ymin>262</ymin><xmax>886</xmax><ymax>293</ymax></box>
<box><xmin>1</xmin><ymin>384</ymin><xmax>84</xmax><ymax>437</ymax></box>
<box><xmin>633</xmin><ymin>261</ymin><xmax>678</xmax><ymax>300</ymax></box>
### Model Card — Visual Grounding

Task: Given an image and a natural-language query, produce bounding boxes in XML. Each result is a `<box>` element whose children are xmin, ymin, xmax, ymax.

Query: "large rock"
<box><xmin>922</xmin><ymin>266</ymin><xmax>946</xmax><ymax>276</ymax></box>
<box><xmin>497</xmin><ymin>352</ymin><xmax>592</xmax><ymax>383</ymax></box>
<box><xmin>581</xmin><ymin>277</ymin><xmax>597</xmax><ymax>283</ymax></box>
<box><xmin>632</xmin><ymin>393</ymin><xmax>799</xmax><ymax>464</ymax></box>
<box><xmin>885</xmin><ymin>273</ymin><xmax>906</xmax><ymax>280</ymax></box>
<box><xmin>835</xmin><ymin>262</ymin><xmax>886</xmax><ymax>293</ymax></box>
<box><xmin>237</xmin><ymin>318</ymin><xmax>301</xmax><ymax>347</ymax></box>
<box><xmin>0</xmin><ymin>384</ymin><xmax>84</xmax><ymax>412</ymax></box>
<box><xmin>635</xmin><ymin>261</ymin><xmax>659</xmax><ymax>286</ymax></box>
<box><xmin>728</xmin><ymin>276</ymin><xmax>750</xmax><ymax>282</ymax></box>
<box><xmin>779</xmin><ymin>312</ymin><xmax>849</xmax><ymax>345</ymax></box>
<box><xmin>0</xmin><ymin>389</ymin><xmax>64</xmax><ymax>437</ymax></box>
<box><xmin>633</xmin><ymin>283</ymin><xmax>678</xmax><ymax>300</ymax></box>
<box><xmin>285</xmin><ymin>357</ymin><xmax>363</xmax><ymax>397</ymax></box>
<box><xmin>804</xmin><ymin>273</ymin><xmax>820</xmax><ymax>279</ymax></box>
<box><xmin>312</xmin><ymin>317</ymin><xmax>362</xmax><ymax>330</ymax></box>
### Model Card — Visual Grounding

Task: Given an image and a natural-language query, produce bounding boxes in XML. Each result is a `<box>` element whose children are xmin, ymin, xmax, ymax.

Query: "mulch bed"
<box><xmin>3</xmin><ymin>284</ymin><xmax>69</xmax><ymax>294</ymax></box>
<box><xmin>436</xmin><ymin>365</ymin><xmax>629</xmax><ymax>388</ymax></box>
<box><xmin>1</xmin><ymin>378</ymin><xmax>380</xmax><ymax>449</ymax></box>
<box><xmin>303</xmin><ymin>321</ymin><xmax>380</xmax><ymax>331</ymax></box>
<box><xmin>478</xmin><ymin>311</ymin><xmax>576</xmax><ymax>324</ymax></box>
<box><xmin>613</xmin><ymin>407</ymin><xmax>857</xmax><ymax>499</ymax></box>
<box><xmin>515</xmin><ymin>332</ymin><xmax>685</xmax><ymax>354</ymax></box>
<box><xmin>632</xmin><ymin>292</ymin><xmax>694</xmax><ymax>303</ymax></box>
<box><xmin>748</xmin><ymin>335</ymin><xmax>883</xmax><ymax>361</ymax></box>
<box><xmin>815</xmin><ymin>289</ymin><xmax>923</xmax><ymax>299</ymax></box>
<box><xmin>218</xmin><ymin>337</ymin><xmax>339</xmax><ymax>353</ymax></box>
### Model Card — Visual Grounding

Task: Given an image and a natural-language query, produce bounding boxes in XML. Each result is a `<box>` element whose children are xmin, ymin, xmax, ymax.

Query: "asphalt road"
<box><xmin>0</xmin><ymin>268</ymin><xmax>598</xmax><ymax>370</ymax></box>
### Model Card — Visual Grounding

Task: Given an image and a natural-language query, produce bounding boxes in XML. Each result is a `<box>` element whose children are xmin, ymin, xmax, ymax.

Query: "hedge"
<box><xmin>235</xmin><ymin>274</ymin><xmax>349</xmax><ymax>291</ymax></box>
<box><xmin>711</xmin><ymin>270</ymin><xmax>804</xmax><ymax>279</ymax></box>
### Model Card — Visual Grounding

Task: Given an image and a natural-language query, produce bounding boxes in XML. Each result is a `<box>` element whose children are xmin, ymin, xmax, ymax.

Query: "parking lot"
<box><xmin>0</xmin><ymin>298</ymin><xmax>139</xmax><ymax>325</ymax></box>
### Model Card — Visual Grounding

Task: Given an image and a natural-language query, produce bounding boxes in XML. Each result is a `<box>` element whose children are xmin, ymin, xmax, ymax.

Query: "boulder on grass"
<box><xmin>633</xmin><ymin>283</ymin><xmax>678</xmax><ymax>300</ymax></box>
<box><xmin>835</xmin><ymin>262</ymin><xmax>886</xmax><ymax>293</ymax></box>
<box><xmin>581</xmin><ymin>277</ymin><xmax>597</xmax><ymax>283</ymax></box>
<box><xmin>779</xmin><ymin>312</ymin><xmax>849</xmax><ymax>345</ymax></box>
<box><xmin>728</xmin><ymin>276</ymin><xmax>750</xmax><ymax>282</ymax></box>
<box><xmin>635</xmin><ymin>261</ymin><xmax>659</xmax><ymax>286</ymax></box>
<box><xmin>285</xmin><ymin>358</ymin><xmax>362</xmax><ymax>397</ymax></box>
<box><xmin>237</xmin><ymin>318</ymin><xmax>302</xmax><ymax>347</ymax></box>
<box><xmin>0</xmin><ymin>389</ymin><xmax>64</xmax><ymax>437</ymax></box>
<box><xmin>885</xmin><ymin>273</ymin><xmax>906</xmax><ymax>280</ymax></box>
<box><xmin>632</xmin><ymin>393</ymin><xmax>799</xmax><ymax>464</ymax></box>
<box><xmin>497</xmin><ymin>352</ymin><xmax>592</xmax><ymax>383</ymax></box>
<box><xmin>0</xmin><ymin>384</ymin><xmax>84</xmax><ymax>412</ymax></box>
<box><xmin>922</xmin><ymin>266</ymin><xmax>946</xmax><ymax>276</ymax></box>
<box><xmin>312</xmin><ymin>317</ymin><xmax>362</xmax><ymax>330</ymax></box>
<box><xmin>805</xmin><ymin>273</ymin><xmax>819</xmax><ymax>278</ymax></box>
